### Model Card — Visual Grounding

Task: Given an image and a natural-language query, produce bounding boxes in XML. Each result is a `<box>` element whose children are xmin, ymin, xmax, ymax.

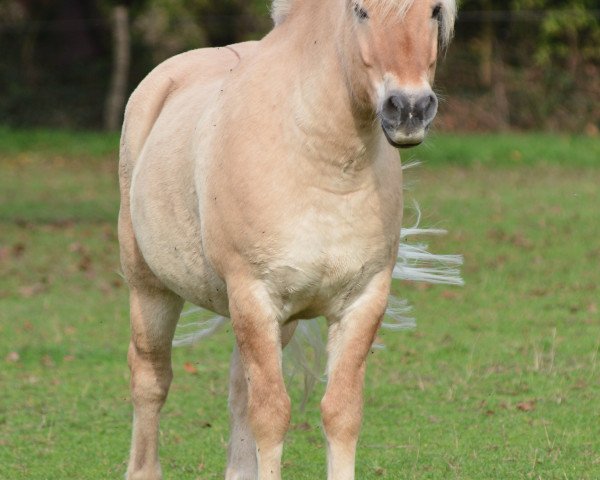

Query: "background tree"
<box><xmin>104</xmin><ymin>1</ymin><xmax>133</xmax><ymax>131</ymax></box>
<box><xmin>0</xmin><ymin>0</ymin><xmax>597</xmax><ymax>131</ymax></box>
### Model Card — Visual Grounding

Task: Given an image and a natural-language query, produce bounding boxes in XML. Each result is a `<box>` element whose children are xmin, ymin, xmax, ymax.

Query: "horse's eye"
<box><xmin>432</xmin><ymin>4</ymin><xmax>442</xmax><ymax>20</ymax></box>
<box><xmin>353</xmin><ymin>3</ymin><xmax>369</xmax><ymax>21</ymax></box>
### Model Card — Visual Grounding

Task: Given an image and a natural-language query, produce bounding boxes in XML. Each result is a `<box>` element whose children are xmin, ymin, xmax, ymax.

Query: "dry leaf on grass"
<box><xmin>41</xmin><ymin>355</ymin><xmax>55</xmax><ymax>368</ymax></box>
<box><xmin>516</xmin><ymin>400</ymin><xmax>536</xmax><ymax>412</ymax></box>
<box><xmin>19</xmin><ymin>283</ymin><xmax>47</xmax><ymax>298</ymax></box>
<box><xmin>441</xmin><ymin>290</ymin><xmax>460</xmax><ymax>300</ymax></box>
<box><xmin>183</xmin><ymin>362</ymin><xmax>198</xmax><ymax>374</ymax></box>
<box><xmin>5</xmin><ymin>351</ymin><xmax>20</xmax><ymax>363</ymax></box>
<box><xmin>12</xmin><ymin>242</ymin><xmax>26</xmax><ymax>258</ymax></box>
<box><xmin>293</xmin><ymin>422</ymin><xmax>312</xmax><ymax>431</ymax></box>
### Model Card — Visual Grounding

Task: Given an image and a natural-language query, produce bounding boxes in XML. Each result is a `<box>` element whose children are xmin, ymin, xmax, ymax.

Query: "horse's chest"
<box><xmin>260</xmin><ymin>210</ymin><xmax>392</xmax><ymax>316</ymax></box>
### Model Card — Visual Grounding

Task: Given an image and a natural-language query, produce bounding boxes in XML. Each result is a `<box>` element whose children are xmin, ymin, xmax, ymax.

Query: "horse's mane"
<box><xmin>271</xmin><ymin>0</ymin><xmax>293</xmax><ymax>25</ymax></box>
<box><xmin>271</xmin><ymin>0</ymin><xmax>456</xmax><ymax>48</ymax></box>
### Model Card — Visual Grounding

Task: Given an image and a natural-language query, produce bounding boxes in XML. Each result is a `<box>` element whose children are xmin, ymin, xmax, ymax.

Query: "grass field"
<box><xmin>1</xmin><ymin>129</ymin><xmax>599</xmax><ymax>479</ymax></box>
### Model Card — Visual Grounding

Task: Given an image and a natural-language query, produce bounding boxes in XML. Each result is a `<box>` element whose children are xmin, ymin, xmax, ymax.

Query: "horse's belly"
<box><xmin>137</xmin><ymin>234</ymin><xmax>227</xmax><ymax>313</ymax></box>
<box><xmin>130</xmin><ymin>141</ymin><xmax>228</xmax><ymax>315</ymax></box>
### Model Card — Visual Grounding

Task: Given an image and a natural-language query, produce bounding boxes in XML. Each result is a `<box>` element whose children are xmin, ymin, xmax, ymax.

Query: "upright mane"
<box><xmin>271</xmin><ymin>0</ymin><xmax>456</xmax><ymax>48</ymax></box>
<box><xmin>271</xmin><ymin>0</ymin><xmax>293</xmax><ymax>25</ymax></box>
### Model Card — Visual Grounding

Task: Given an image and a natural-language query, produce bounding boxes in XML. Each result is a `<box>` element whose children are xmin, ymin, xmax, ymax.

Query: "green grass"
<box><xmin>1</xmin><ymin>131</ymin><xmax>599</xmax><ymax>479</ymax></box>
<box><xmin>1</xmin><ymin>126</ymin><xmax>598</xmax><ymax>166</ymax></box>
<box><xmin>413</xmin><ymin>132</ymin><xmax>600</xmax><ymax>167</ymax></box>
<box><xmin>0</xmin><ymin>127</ymin><xmax>120</xmax><ymax>159</ymax></box>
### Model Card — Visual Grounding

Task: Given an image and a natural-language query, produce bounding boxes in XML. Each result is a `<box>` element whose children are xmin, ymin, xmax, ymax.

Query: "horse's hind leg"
<box><xmin>226</xmin><ymin>322</ymin><xmax>297</xmax><ymax>480</ymax></box>
<box><xmin>119</xmin><ymin>145</ymin><xmax>185</xmax><ymax>479</ymax></box>
<box><xmin>126</xmin><ymin>285</ymin><xmax>184</xmax><ymax>480</ymax></box>
<box><xmin>226</xmin><ymin>345</ymin><xmax>256</xmax><ymax>480</ymax></box>
<box><xmin>120</xmin><ymin>203</ymin><xmax>184</xmax><ymax>479</ymax></box>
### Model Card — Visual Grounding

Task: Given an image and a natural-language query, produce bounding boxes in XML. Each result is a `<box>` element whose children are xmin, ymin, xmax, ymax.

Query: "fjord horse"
<box><xmin>119</xmin><ymin>0</ymin><xmax>456</xmax><ymax>478</ymax></box>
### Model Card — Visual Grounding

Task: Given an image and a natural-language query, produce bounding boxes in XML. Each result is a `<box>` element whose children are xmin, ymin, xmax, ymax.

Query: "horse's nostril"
<box><xmin>382</xmin><ymin>93</ymin><xmax>409</xmax><ymax>124</ymax></box>
<box><xmin>382</xmin><ymin>91</ymin><xmax>437</xmax><ymax>126</ymax></box>
<box><xmin>390</xmin><ymin>95</ymin><xmax>405</xmax><ymax>110</ymax></box>
<box><xmin>414</xmin><ymin>93</ymin><xmax>438</xmax><ymax>121</ymax></box>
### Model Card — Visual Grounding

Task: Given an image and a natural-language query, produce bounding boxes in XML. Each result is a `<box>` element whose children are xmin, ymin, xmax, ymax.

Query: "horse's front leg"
<box><xmin>228</xmin><ymin>282</ymin><xmax>291</xmax><ymax>480</ymax></box>
<box><xmin>226</xmin><ymin>322</ymin><xmax>297</xmax><ymax>480</ymax></box>
<box><xmin>321</xmin><ymin>271</ymin><xmax>391</xmax><ymax>480</ymax></box>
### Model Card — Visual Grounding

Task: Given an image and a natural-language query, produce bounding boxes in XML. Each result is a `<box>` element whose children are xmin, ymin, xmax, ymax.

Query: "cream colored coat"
<box><xmin>122</xmin><ymin>44</ymin><xmax>402</xmax><ymax>318</ymax></box>
<box><xmin>119</xmin><ymin>1</ymin><xmax>455</xmax><ymax>478</ymax></box>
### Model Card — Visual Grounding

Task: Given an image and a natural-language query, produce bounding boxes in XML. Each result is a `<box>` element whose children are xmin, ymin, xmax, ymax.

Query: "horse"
<box><xmin>118</xmin><ymin>0</ymin><xmax>457</xmax><ymax>478</ymax></box>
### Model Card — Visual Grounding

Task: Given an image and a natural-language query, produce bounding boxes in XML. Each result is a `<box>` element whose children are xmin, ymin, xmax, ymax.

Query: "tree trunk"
<box><xmin>479</xmin><ymin>4</ymin><xmax>493</xmax><ymax>87</ymax></box>
<box><xmin>104</xmin><ymin>5</ymin><xmax>130</xmax><ymax>132</ymax></box>
<box><xmin>492</xmin><ymin>42</ymin><xmax>510</xmax><ymax>131</ymax></box>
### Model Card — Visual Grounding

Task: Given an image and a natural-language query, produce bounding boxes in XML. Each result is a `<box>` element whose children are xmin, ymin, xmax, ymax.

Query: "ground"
<box><xmin>0</xmin><ymin>129</ymin><xmax>599</xmax><ymax>479</ymax></box>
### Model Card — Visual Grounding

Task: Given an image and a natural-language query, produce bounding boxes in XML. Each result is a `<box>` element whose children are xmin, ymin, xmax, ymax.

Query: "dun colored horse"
<box><xmin>119</xmin><ymin>0</ymin><xmax>457</xmax><ymax>478</ymax></box>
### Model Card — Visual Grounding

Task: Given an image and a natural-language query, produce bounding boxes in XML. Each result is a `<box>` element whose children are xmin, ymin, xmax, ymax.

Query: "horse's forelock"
<box><xmin>369</xmin><ymin>0</ymin><xmax>415</xmax><ymax>19</ymax></box>
<box><xmin>271</xmin><ymin>0</ymin><xmax>415</xmax><ymax>24</ymax></box>
<box><xmin>438</xmin><ymin>0</ymin><xmax>457</xmax><ymax>50</ymax></box>
<box><xmin>272</xmin><ymin>0</ymin><xmax>456</xmax><ymax>45</ymax></box>
<box><xmin>368</xmin><ymin>0</ymin><xmax>456</xmax><ymax>49</ymax></box>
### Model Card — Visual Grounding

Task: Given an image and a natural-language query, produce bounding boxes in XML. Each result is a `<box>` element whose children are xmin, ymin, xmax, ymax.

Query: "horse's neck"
<box><xmin>272</xmin><ymin>3</ymin><xmax>381</xmax><ymax>173</ymax></box>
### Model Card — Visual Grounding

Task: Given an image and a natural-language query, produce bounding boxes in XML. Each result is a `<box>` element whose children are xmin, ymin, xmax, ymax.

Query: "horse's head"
<box><xmin>347</xmin><ymin>0</ymin><xmax>456</xmax><ymax>148</ymax></box>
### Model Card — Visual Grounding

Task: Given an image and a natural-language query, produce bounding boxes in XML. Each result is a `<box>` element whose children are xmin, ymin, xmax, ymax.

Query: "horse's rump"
<box><xmin>121</xmin><ymin>42</ymin><xmax>258</xmax><ymax>180</ymax></box>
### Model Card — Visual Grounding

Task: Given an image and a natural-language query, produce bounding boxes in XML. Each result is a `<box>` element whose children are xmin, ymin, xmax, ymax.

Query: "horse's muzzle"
<box><xmin>380</xmin><ymin>89</ymin><xmax>438</xmax><ymax>148</ymax></box>
<box><xmin>381</xmin><ymin>121</ymin><xmax>430</xmax><ymax>148</ymax></box>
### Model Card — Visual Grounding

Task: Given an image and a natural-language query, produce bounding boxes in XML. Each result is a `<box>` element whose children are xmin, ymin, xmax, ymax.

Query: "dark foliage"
<box><xmin>0</xmin><ymin>0</ymin><xmax>597</xmax><ymax>132</ymax></box>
